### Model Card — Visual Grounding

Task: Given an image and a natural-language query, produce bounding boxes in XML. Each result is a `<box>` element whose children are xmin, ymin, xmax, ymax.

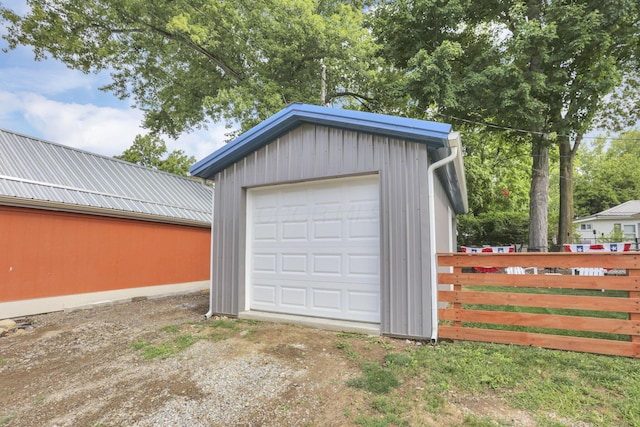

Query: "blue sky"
<box><xmin>0</xmin><ymin>1</ymin><xmax>228</xmax><ymax>162</ymax></box>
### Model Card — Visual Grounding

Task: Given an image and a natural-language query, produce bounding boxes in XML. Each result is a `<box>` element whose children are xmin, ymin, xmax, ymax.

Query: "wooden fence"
<box><xmin>437</xmin><ymin>252</ymin><xmax>640</xmax><ymax>358</ymax></box>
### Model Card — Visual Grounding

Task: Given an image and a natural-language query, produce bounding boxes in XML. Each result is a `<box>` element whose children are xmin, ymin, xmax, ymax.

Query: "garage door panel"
<box><xmin>248</xmin><ymin>175</ymin><xmax>380</xmax><ymax>323</ymax></box>
<box><xmin>347</xmin><ymin>254</ymin><xmax>379</xmax><ymax>276</ymax></box>
<box><xmin>313</xmin><ymin>220</ymin><xmax>342</xmax><ymax>239</ymax></box>
<box><xmin>280</xmin><ymin>287</ymin><xmax>307</xmax><ymax>308</ymax></box>
<box><xmin>312</xmin><ymin>254</ymin><xmax>342</xmax><ymax>275</ymax></box>
<box><xmin>348</xmin><ymin>218</ymin><xmax>379</xmax><ymax>239</ymax></box>
<box><xmin>254</xmin><ymin>223</ymin><xmax>278</xmax><ymax>241</ymax></box>
<box><xmin>348</xmin><ymin>291</ymin><xmax>379</xmax><ymax>313</ymax></box>
<box><xmin>312</xmin><ymin>289</ymin><xmax>342</xmax><ymax>311</ymax></box>
<box><xmin>252</xmin><ymin>285</ymin><xmax>276</xmax><ymax>306</ymax></box>
<box><xmin>282</xmin><ymin>220</ymin><xmax>308</xmax><ymax>240</ymax></box>
<box><xmin>253</xmin><ymin>254</ymin><xmax>277</xmax><ymax>273</ymax></box>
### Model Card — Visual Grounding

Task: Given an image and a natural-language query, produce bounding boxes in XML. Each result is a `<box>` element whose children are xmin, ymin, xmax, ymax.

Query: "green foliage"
<box><xmin>575</xmin><ymin>130</ymin><xmax>640</xmax><ymax>217</ymax></box>
<box><xmin>1</xmin><ymin>0</ymin><xmax>384</xmax><ymax>136</ymax></box>
<box><xmin>457</xmin><ymin>211</ymin><xmax>529</xmax><ymax>247</ymax></box>
<box><xmin>347</xmin><ymin>361</ymin><xmax>400</xmax><ymax>394</ymax></box>
<box><xmin>372</xmin><ymin>0</ymin><xmax>640</xmax><ymax>249</ymax></box>
<box><xmin>114</xmin><ymin>134</ymin><xmax>195</xmax><ymax>175</ymax></box>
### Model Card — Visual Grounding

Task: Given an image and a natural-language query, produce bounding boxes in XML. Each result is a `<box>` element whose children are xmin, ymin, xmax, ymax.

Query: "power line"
<box><xmin>436</xmin><ymin>112</ymin><xmax>640</xmax><ymax>142</ymax></box>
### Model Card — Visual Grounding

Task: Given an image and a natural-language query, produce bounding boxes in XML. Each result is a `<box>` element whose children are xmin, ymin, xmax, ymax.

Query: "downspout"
<box><xmin>427</xmin><ymin>146</ymin><xmax>459</xmax><ymax>343</ymax></box>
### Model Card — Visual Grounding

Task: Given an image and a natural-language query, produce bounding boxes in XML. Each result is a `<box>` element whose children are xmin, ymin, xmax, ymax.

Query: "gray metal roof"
<box><xmin>575</xmin><ymin>200</ymin><xmax>640</xmax><ymax>222</ymax></box>
<box><xmin>0</xmin><ymin>128</ymin><xmax>212</xmax><ymax>226</ymax></box>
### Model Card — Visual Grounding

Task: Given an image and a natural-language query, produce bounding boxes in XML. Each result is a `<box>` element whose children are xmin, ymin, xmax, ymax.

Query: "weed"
<box><xmin>0</xmin><ymin>359</ymin><xmax>7</xmax><ymax>366</ymax></box>
<box><xmin>337</xmin><ymin>332</ymin><xmax>368</xmax><ymax>340</ymax></box>
<box><xmin>348</xmin><ymin>362</ymin><xmax>400</xmax><ymax>394</ymax></box>
<box><xmin>335</xmin><ymin>340</ymin><xmax>361</xmax><ymax>360</ymax></box>
<box><xmin>160</xmin><ymin>325</ymin><xmax>180</xmax><ymax>333</ymax></box>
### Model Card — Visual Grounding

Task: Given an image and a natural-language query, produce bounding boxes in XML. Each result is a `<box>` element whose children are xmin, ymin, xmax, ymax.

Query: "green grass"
<box><xmin>335</xmin><ymin>331</ymin><xmax>640</xmax><ymax>427</ymax></box>
<box><xmin>131</xmin><ymin>318</ymin><xmax>255</xmax><ymax>360</ymax></box>
<box><xmin>132</xmin><ymin>334</ymin><xmax>200</xmax><ymax>359</ymax></box>
<box><xmin>0</xmin><ymin>415</ymin><xmax>13</xmax><ymax>426</ymax></box>
<box><xmin>347</xmin><ymin>361</ymin><xmax>400</xmax><ymax>394</ymax></box>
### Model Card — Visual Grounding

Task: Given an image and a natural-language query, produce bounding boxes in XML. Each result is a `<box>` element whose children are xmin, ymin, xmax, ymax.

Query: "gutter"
<box><xmin>427</xmin><ymin>132</ymin><xmax>461</xmax><ymax>344</ymax></box>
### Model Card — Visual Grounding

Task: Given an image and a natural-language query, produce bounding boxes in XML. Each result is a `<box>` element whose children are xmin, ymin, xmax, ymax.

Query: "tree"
<box><xmin>1</xmin><ymin>0</ymin><xmax>382</xmax><ymax>136</ymax></box>
<box><xmin>372</xmin><ymin>0</ymin><xmax>640</xmax><ymax>250</ymax></box>
<box><xmin>574</xmin><ymin>130</ymin><xmax>640</xmax><ymax>217</ymax></box>
<box><xmin>114</xmin><ymin>134</ymin><xmax>195</xmax><ymax>176</ymax></box>
<box><xmin>456</xmin><ymin>126</ymin><xmax>532</xmax><ymax>246</ymax></box>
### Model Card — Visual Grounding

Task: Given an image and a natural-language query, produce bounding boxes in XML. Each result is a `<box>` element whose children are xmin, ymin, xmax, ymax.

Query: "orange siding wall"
<box><xmin>0</xmin><ymin>206</ymin><xmax>211</xmax><ymax>302</ymax></box>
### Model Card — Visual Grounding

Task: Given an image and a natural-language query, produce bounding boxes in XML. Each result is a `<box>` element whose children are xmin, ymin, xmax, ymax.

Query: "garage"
<box><xmin>247</xmin><ymin>175</ymin><xmax>380</xmax><ymax>322</ymax></box>
<box><xmin>190</xmin><ymin>103</ymin><xmax>468</xmax><ymax>339</ymax></box>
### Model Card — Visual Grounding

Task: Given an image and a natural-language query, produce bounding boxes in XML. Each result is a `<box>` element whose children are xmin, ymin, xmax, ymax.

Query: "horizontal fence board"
<box><xmin>439</xmin><ymin>326</ymin><xmax>640</xmax><ymax>358</ymax></box>
<box><xmin>439</xmin><ymin>308</ymin><xmax>640</xmax><ymax>335</ymax></box>
<box><xmin>439</xmin><ymin>272</ymin><xmax>640</xmax><ymax>291</ymax></box>
<box><xmin>437</xmin><ymin>252</ymin><xmax>640</xmax><ymax>269</ymax></box>
<box><xmin>438</xmin><ymin>290</ymin><xmax>640</xmax><ymax>313</ymax></box>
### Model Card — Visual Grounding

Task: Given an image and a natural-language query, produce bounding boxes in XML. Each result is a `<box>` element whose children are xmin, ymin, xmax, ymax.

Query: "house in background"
<box><xmin>573</xmin><ymin>200</ymin><xmax>640</xmax><ymax>245</ymax></box>
<box><xmin>1</xmin><ymin>129</ymin><xmax>213</xmax><ymax>318</ymax></box>
<box><xmin>190</xmin><ymin>103</ymin><xmax>468</xmax><ymax>341</ymax></box>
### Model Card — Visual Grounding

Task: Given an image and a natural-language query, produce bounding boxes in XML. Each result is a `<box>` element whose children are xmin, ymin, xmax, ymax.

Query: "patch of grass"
<box><xmin>0</xmin><ymin>415</ymin><xmax>13</xmax><ymax>426</ymax></box>
<box><xmin>131</xmin><ymin>334</ymin><xmax>200</xmax><ymax>360</ymax></box>
<box><xmin>207</xmin><ymin>319</ymin><xmax>238</xmax><ymax>330</ymax></box>
<box><xmin>0</xmin><ymin>359</ymin><xmax>7</xmax><ymax>366</ymax></box>
<box><xmin>383</xmin><ymin>352</ymin><xmax>414</xmax><ymax>368</ymax></box>
<box><xmin>335</xmin><ymin>340</ymin><xmax>361</xmax><ymax>361</ymax></box>
<box><xmin>460</xmin><ymin>414</ymin><xmax>503</xmax><ymax>426</ymax></box>
<box><xmin>34</xmin><ymin>394</ymin><xmax>48</xmax><ymax>405</ymax></box>
<box><xmin>348</xmin><ymin>362</ymin><xmax>400</xmax><ymax>394</ymax></box>
<box><xmin>160</xmin><ymin>325</ymin><xmax>180</xmax><ymax>333</ymax></box>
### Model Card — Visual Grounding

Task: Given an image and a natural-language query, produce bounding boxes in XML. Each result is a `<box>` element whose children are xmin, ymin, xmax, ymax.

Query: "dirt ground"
<box><xmin>0</xmin><ymin>291</ymin><xmax>525</xmax><ymax>427</ymax></box>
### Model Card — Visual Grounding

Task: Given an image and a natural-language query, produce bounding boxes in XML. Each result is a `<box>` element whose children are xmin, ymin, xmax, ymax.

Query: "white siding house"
<box><xmin>574</xmin><ymin>200</ymin><xmax>640</xmax><ymax>245</ymax></box>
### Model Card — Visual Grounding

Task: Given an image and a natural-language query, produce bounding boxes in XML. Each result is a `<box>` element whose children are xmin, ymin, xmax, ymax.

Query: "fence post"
<box><xmin>629</xmin><ymin>268</ymin><xmax>640</xmax><ymax>358</ymax></box>
<box><xmin>453</xmin><ymin>266</ymin><xmax>462</xmax><ymax>329</ymax></box>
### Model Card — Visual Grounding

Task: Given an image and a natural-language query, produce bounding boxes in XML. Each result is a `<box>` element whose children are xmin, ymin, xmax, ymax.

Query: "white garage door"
<box><xmin>247</xmin><ymin>175</ymin><xmax>380</xmax><ymax>323</ymax></box>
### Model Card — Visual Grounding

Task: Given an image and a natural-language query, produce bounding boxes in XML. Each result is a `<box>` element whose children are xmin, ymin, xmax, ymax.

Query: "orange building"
<box><xmin>0</xmin><ymin>129</ymin><xmax>212</xmax><ymax>318</ymax></box>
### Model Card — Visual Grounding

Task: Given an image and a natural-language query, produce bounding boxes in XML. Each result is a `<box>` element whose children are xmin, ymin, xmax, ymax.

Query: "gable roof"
<box><xmin>0</xmin><ymin>128</ymin><xmax>212</xmax><ymax>227</ymax></box>
<box><xmin>574</xmin><ymin>200</ymin><xmax>640</xmax><ymax>222</ymax></box>
<box><xmin>191</xmin><ymin>103</ymin><xmax>452</xmax><ymax>178</ymax></box>
<box><xmin>190</xmin><ymin>103</ymin><xmax>467</xmax><ymax>213</ymax></box>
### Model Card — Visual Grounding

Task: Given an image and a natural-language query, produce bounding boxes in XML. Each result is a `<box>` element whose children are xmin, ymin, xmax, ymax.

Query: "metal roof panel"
<box><xmin>0</xmin><ymin>128</ymin><xmax>212</xmax><ymax>225</ymax></box>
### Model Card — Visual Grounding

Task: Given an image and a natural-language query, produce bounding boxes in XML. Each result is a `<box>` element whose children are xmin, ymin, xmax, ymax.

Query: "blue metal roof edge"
<box><xmin>190</xmin><ymin>103</ymin><xmax>452</xmax><ymax>178</ymax></box>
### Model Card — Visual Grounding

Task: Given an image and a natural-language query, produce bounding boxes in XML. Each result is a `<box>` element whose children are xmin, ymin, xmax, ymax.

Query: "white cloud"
<box><xmin>0</xmin><ymin>90</ymin><xmax>228</xmax><ymax>160</ymax></box>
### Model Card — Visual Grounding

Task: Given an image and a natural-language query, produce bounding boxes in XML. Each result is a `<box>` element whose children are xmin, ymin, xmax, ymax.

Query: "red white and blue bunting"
<box><xmin>563</xmin><ymin>243</ymin><xmax>632</xmax><ymax>253</ymax></box>
<box><xmin>460</xmin><ymin>246</ymin><xmax>515</xmax><ymax>272</ymax></box>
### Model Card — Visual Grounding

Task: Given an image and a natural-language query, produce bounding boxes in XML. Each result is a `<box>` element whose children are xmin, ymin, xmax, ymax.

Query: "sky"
<box><xmin>0</xmin><ymin>1</ymin><xmax>229</xmax><ymax>164</ymax></box>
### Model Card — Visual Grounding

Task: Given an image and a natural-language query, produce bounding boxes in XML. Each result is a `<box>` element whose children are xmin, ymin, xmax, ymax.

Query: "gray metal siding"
<box><xmin>211</xmin><ymin>123</ymin><xmax>452</xmax><ymax>338</ymax></box>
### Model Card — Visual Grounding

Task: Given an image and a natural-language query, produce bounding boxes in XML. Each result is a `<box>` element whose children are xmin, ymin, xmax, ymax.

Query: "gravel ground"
<box><xmin>0</xmin><ymin>292</ymin><xmax>388</xmax><ymax>426</ymax></box>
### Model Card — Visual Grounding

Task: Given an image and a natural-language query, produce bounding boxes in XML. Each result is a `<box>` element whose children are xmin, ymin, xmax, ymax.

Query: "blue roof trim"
<box><xmin>190</xmin><ymin>103</ymin><xmax>452</xmax><ymax>178</ymax></box>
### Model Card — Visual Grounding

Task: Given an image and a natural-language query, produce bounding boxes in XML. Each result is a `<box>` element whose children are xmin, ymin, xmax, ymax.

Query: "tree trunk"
<box><xmin>557</xmin><ymin>137</ymin><xmax>579</xmax><ymax>246</ymax></box>
<box><xmin>529</xmin><ymin>139</ymin><xmax>549</xmax><ymax>251</ymax></box>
